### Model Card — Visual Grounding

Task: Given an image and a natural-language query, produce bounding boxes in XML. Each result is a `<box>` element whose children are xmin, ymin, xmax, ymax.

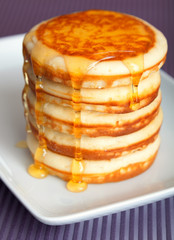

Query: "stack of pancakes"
<box><xmin>23</xmin><ymin>10</ymin><xmax>167</xmax><ymax>184</ymax></box>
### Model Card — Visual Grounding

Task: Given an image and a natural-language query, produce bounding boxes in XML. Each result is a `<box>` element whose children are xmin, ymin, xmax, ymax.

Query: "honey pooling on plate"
<box><xmin>22</xmin><ymin>10</ymin><xmax>167</xmax><ymax>191</ymax></box>
<box><xmin>15</xmin><ymin>140</ymin><xmax>28</xmax><ymax>148</ymax></box>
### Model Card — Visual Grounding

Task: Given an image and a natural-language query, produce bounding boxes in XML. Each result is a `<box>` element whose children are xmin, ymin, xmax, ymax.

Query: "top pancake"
<box><xmin>37</xmin><ymin>10</ymin><xmax>155</xmax><ymax>60</ymax></box>
<box><xmin>23</xmin><ymin>10</ymin><xmax>167</xmax><ymax>86</ymax></box>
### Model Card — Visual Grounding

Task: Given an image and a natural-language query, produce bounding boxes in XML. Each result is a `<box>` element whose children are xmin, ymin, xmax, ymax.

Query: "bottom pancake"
<box><xmin>27</xmin><ymin>132</ymin><xmax>160</xmax><ymax>183</ymax></box>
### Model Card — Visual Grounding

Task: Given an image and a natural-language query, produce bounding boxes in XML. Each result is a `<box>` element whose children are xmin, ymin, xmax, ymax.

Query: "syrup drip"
<box><xmin>65</xmin><ymin>57</ymin><xmax>115</xmax><ymax>192</ymax></box>
<box><xmin>123</xmin><ymin>54</ymin><xmax>144</xmax><ymax>110</ymax></box>
<box><xmin>28</xmin><ymin>75</ymin><xmax>48</xmax><ymax>179</ymax></box>
<box><xmin>64</xmin><ymin>56</ymin><xmax>99</xmax><ymax>192</ymax></box>
<box><xmin>22</xmin><ymin>59</ymin><xmax>31</xmax><ymax>133</ymax></box>
<box><xmin>66</xmin><ymin>80</ymin><xmax>87</xmax><ymax>192</ymax></box>
<box><xmin>130</xmin><ymin>84</ymin><xmax>139</xmax><ymax>111</ymax></box>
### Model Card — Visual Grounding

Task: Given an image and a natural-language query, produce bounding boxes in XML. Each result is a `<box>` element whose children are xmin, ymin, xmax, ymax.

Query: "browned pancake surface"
<box><xmin>37</xmin><ymin>10</ymin><xmax>155</xmax><ymax>60</ymax></box>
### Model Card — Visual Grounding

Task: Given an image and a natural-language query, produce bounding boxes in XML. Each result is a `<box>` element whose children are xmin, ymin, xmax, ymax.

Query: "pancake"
<box><xmin>22</xmin><ymin>10</ymin><xmax>167</xmax><ymax>192</ymax></box>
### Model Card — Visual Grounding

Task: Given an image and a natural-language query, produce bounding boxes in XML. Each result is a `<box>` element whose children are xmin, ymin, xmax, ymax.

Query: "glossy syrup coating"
<box><xmin>36</xmin><ymin>10</ymin><xmax>155</xmax><ymax>60</ymax></box>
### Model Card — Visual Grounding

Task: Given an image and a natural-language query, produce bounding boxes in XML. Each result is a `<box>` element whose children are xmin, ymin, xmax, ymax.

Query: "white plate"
<box><xmin>0</xmin><ymin>34</ymin><xmax>174</xmax><ymax>226</ymax></box>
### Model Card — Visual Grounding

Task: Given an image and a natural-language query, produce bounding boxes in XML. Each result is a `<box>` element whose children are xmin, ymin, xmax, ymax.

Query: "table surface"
<box><xmin>0</xmin><ymin>0</ymin><xmax>174</xmax><ymax>239</ymax></box>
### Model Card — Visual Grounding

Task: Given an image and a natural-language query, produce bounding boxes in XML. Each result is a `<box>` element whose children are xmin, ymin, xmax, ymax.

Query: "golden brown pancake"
<box><xmin>22</xmin><ymin>10</ymin><xmax>167</xmax><ymax>191</ymax></box>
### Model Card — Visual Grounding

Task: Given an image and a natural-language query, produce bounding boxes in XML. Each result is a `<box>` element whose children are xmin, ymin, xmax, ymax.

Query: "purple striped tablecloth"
<box><xmin>0</xmin><ymin>0</ymin><xmax>174</xmax><ymax>239</ymax></box>
<box><xmin>0</xmin><ymin>181</ymin><xmax>174</xmax><ymax>239</ymax></box>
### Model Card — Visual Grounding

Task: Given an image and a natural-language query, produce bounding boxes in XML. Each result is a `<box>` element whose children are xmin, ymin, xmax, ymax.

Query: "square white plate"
<box><xmin>0</xmin><ymin>34</ymin><xmax>174</xmax><ymax>225</ymax></box>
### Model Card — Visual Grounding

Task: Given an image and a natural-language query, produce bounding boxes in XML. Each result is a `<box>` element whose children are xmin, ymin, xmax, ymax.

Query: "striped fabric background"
<box><xmin>0</xmin><ymin>181</ymin><xmax>174</xmax><ymax>239</ymax></box>
<box><xmin>0</xmin><ymin>0</ymin><xmax>174</xmax><ymax>239</ymax></box>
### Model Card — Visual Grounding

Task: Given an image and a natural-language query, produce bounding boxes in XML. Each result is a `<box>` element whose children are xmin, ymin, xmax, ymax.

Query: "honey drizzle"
<box><xmin>66</xmin><ymin>106</ymin><xmax>87</xmax><ymax>192</ymax></box>
<box><xmin>123</xmin><ymin>54</ymin><xmax>144</xmax><ymax>110</ymax></box>
<box><xmin>65</xmin><ymin>60</ymin><xmax>88</xmax><ymax>192</ymax></box>
<box><xmin>28</xmin><ymin>75</ymin><xmax>48</xmax><ymax>179</ymax></box>
<box><xmin>22</xmin><ymin>59</ymin><xmax>31</xmax><ymax>133</ymax></box>
<box><xmin>23</xmin><ymin>60</ymin><xmax>47</xmax><ymax>178</ymax></box>
<box><xmin>65</xmin><ymin>57</ymin><xmax>116</xmax><ymax>192</ymax></box>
